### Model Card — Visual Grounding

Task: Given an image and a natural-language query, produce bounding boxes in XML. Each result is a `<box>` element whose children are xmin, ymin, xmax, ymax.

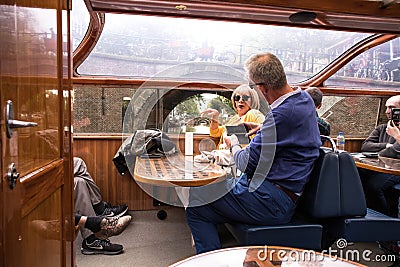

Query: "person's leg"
<box><xmin>73</xmin><ymin>158</ymin><xmax>129</xmax><ymax>255</ymax></box>
<box><xmin>74</xmin><ymin>157</ymin><xmax>128</xmax><ymax>217</ymax></box>
<box><xmin>79</xmin><ymin>214</ymin><xmax>133</xmax><ymax>256</ymax></box>
<box><xmin>186</xmin><ymin>177</ymin><xmax>295</xmax><ymax>254</ymax></box>
<box><xmin>364</xmin><ymin>172</ymin><xmax>400</xmax><ymax>215</ymax></box>
<box><xmin>75</xmin><ymin>214</ymin><xmax>81</xmax><ymax>226</ymax></box>
<box><xmin>74</xmin><ymin>176</ymin><xmax>124</xmax><ymax>255</ymax></box>
<box><xmin>74</xmin><ymin>157</ymin><xmax>103</xmax><ymax>206</ymax></box>
<box><xmin>75</xmin><ymin>214</ymin><xmax>132</xmax><ymax>239</ymax></box>
<box><xmin>74</xmin><ymin>176</ymin><xmax>97</xmax><ymax>239</ymax></box>
<box><xmin>186</xmin><ymin>205</ymin><xmax>224</xmax><ymax>253</ymax></box>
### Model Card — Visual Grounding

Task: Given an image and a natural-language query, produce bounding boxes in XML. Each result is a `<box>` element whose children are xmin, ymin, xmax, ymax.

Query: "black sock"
<box><xmin>84</xmin><ymin>217</ymin><xmax>103</xmax><ymax>233</ymax></box>
<box><xmin>74</xmin><ymin>214</ymin><xmax>81</xmax><ymax>226</ymax></box>
<box><xmin>93</xmin><ymin>201</ymin><xmax>106</xmax><ymax>215</ymax></box>
<box><xmin>85</xmin><ymin>234</ymin><xmax>97</xmax><ymax>244</ymax></box>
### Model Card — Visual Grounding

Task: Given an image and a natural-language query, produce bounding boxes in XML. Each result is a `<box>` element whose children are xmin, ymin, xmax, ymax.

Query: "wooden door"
<box><xmin>0</xmin><ymin>1</ymin><xmax>74</xmax><ymax>266</ymax></box>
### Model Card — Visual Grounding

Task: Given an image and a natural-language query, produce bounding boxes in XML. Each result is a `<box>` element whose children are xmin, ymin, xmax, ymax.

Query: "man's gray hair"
<box><xmin>244</xmin><ymin>53</ymin><xmax>287</xmax><ymax>90</ymax></box>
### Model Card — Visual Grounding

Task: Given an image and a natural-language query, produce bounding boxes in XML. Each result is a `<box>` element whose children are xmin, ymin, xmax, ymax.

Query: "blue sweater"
<box><xmin>234</xmin><ymin>90</ymin><xmax>321</xmax><ymax>193</ymax></box>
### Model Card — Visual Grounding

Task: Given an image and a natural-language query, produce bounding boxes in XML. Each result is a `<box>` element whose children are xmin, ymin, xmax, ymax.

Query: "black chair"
<box><xmin>226</xmin><ymin>138</ymin><xmax>400</xmax><ymax>251</ymax></box>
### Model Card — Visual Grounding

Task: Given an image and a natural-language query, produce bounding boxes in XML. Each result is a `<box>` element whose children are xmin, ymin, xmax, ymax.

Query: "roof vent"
<box><xmin>289</xmin><ymin>11</ymin><xmax>317</xmax><ymax>23</ymax></box>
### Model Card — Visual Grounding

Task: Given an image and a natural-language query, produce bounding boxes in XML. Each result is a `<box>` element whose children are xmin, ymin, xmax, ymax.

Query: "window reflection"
<box><xmin>71</xmin><ymin>0</ymin><xmax>90</xmax><ymax>51</ymax></box>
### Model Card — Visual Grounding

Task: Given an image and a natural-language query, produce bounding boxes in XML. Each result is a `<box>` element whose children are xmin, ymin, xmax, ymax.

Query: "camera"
<box><xmin>391</xmin><ymin>108</ymin><xmax>400</xmax><ymax>126</ymax></box>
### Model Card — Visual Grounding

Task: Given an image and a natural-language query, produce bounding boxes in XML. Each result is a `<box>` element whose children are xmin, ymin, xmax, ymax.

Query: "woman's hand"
<box><xmin>386</xmin><ymin>120</ymin><xmax>400</xmax><ymax>143</ymax></box>
<box><xmin>201</xmin><ymin>108</ymin><xmax>219</xmax><ymax>120</ymax></box>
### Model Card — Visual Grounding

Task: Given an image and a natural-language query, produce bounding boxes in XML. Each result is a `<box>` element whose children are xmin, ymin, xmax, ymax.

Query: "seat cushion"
<box><xmin>225</xmin><ymin>218</ymin><xmax>323</xmax><ymax>250</ymax></box>
<box><xmin>326</xmin><ymin>208</ymin><xmax>400</xmax><ymax>242</ymax></box>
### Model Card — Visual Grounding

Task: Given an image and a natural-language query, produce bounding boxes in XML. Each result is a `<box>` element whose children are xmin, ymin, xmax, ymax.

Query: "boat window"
<box><xmin>317</xmin><ymin>95</ymin><xmax>386</xmax><ymax>137</ymax></box>
<box><xmin>71</xmin><ymin>0</ymin><xmax>90</xmax><ymax>51</ymax></box>
<box><xmin>73</xmin><ymin>84</ymin><xmax>386</xmax><ymax>138</ymax></box>
<box><xmin>71</xmin><ymin>11</ymin><xmax>369</xmax><ymax>84</ymax></box>
<box><xmin>325</xmin><ymin>37</ymin><xmax>400</xmax><ymax>89</ymax></box>
<box><xmin>166</xmin><ymin>94</ymin><xmax>234</xmax><ymax>134</ymax></box>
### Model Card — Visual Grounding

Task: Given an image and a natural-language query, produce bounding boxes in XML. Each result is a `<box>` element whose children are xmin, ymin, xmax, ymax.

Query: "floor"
<box><xmin>75</xmin><ymin>208</ymin><xmax>196</xmax><ymax>267</ymax></box>
<box><xmin>75</xmin><ymin>207</ymin><xmax>399</xmax><ymax>267</ymax></box>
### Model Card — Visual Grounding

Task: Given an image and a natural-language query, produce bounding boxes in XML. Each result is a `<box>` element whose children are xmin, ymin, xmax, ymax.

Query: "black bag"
<box><xmin>112</xmin><ymin>129</ymin><xmax>176</xmax><ymax>176</ymax></box>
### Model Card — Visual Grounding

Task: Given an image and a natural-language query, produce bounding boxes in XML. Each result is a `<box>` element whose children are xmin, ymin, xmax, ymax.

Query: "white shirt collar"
<box><xmin>270</xmin><ymin>87</ymin><xmax>302</xmax><ymax>110</ymax></box>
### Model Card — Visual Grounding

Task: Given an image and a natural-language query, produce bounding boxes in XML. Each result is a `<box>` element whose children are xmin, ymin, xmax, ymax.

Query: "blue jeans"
<box><xmin>185</xmin><ymin>174</ymin><xmax>296</xmax><ymax>254</ymax></box>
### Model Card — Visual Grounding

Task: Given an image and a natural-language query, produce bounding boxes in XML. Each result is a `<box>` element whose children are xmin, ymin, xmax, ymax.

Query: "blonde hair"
<box><xmin>231</xmin><ymin>84</ymin><xmax>261</xmax><ymax>112</ymax></box>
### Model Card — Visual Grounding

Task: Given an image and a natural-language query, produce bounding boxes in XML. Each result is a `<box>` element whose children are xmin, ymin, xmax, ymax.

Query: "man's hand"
<box><xmin>224</xmin><ymin>134</ymin><xmax>239</xmax><ymax>149</ymax></box>
<box><xmin>242</xmin><ymin>122</ymin><xmax>262</xmax><ymax>136</ymax></box>
<box><xmin>386</xmin><ymin>120</ymin><xmax>400</xmax><ymax>143</ymax></box>
<box><xmin>225</xmin><ymin>134</ymin><xmax>242</xmax><ymax>154</ymax></box>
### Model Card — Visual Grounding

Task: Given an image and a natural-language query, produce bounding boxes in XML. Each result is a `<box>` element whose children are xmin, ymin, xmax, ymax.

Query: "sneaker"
<box><xmin>97</xmin><ymin>202</ymin><xmax>128</xmax><ymax>218</ymax></box>
<box><xmin>81</xmin><ymin>238</ymin><xmax>123</xmax><ymax>255</ymax></box>
<box><xmin>95</xmin><ymin>215</ymin><xmax>132</xmax><ymax>240</ymax></box>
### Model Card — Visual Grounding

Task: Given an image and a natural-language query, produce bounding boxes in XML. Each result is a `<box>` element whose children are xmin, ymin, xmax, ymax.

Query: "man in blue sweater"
<box><xmin>185</xmin><ymin>52</ymin><xmax>321</xmax><ymax>254</ymax></box>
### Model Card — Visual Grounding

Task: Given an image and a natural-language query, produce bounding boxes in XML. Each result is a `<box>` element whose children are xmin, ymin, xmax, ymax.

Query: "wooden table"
<box><xmin>169</xmin><ymin>246</ymin><xmax>367</xmax><ymax>267</ymax></box>
<box><xmin>351</xmin><ymin>153</ymin><xmax>400</xmax><ymax>176</ymax></box>
<box><xmin>134</xmin><ymin>153</ymin><xmax>227</xmax><ymax>187</ymax></box>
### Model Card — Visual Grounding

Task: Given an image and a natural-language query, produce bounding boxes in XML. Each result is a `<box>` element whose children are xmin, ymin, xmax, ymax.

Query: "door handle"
<box><xmin>5</xmin><ymin>100</ymin><xmax>38</xmax><ymax>138</ymax></box>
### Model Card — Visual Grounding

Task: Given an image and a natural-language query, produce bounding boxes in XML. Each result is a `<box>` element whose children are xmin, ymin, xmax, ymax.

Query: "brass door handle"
<box><xmin>5</xmin><ymin>100</ymin><xmax>38</xmax><ymax>138</ymax></box>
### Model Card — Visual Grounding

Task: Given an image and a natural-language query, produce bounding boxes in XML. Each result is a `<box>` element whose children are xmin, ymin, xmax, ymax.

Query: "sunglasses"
<box><xmin>233</xmin><ymin>95</ymin><xmax>251</xmax><ymax>102</ymax></box>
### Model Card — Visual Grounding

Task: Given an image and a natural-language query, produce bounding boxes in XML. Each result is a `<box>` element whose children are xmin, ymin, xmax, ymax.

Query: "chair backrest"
<box><xmin>297</xmin><ymin>147</ymin><xmax>367</xmax><ymax>219</ymax></box>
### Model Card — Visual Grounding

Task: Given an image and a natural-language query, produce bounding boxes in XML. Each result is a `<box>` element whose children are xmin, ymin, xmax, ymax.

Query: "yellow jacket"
<box><xmin>209</xmin><ymin>109</ymin><xmax>265</xmax><ymax>149</ymax></box>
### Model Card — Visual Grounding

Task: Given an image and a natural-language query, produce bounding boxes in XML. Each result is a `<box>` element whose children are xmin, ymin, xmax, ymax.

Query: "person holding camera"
<box><xmin>360</xmin><ymin>95</ymin><xmax>400</xmax><ymax>216</ymax></box>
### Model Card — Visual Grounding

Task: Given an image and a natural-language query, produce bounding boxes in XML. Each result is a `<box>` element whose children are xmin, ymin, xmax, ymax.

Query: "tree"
<box><xmin>208</xmin><ymin>96</ymin><xmax>234</xmax><ymax>115</ymax></box>
<box><xmin>175</xmin><ymin>95</ymin><xmax>203</xmax><ymax>117</ymax></box>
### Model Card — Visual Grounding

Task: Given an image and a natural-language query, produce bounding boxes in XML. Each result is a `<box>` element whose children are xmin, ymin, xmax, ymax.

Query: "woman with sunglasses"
<box><xmin>201</xmin><ymin>84</ymin><xmax>264</xmax><ymax>149</ymax></box>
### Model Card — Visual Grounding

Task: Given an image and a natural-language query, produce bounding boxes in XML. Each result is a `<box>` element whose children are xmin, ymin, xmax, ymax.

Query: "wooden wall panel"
<box><xmin>72</xmin><ymin>134</ymin><xmax>219</xmax><ymax>210</ymax></box>
<box><xmin>73</xmin><ymin>136</ymin><xmax>365</xmax><ymax>211</ymax></box>
<box><xmin>73</xmin><ymin>137</ymin><xmax>155</xmax><ymax>210</ymax></box>
<box><xmin>323</xmin><ymin>137</ymin><xmax>364</xmax><ymax>153</ymax></box>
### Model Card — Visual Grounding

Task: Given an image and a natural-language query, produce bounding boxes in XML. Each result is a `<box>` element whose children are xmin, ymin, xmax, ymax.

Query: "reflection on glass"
<box><xmin>71</xmin><ymin>0</ymin><xmax>90</xmax><ymax>51</ymax></box>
